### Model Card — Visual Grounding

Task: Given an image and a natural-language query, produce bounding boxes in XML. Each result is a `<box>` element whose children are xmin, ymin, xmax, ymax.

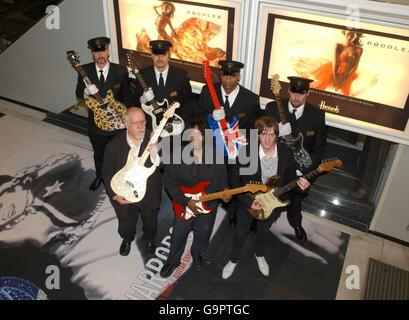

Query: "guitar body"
<box><xmin>110</xmin><ymin>147</ymin><xmax>156</xmax><ymax>203</ymax></box>
<box><xmin>282</xmin><ymin>133</ymin><xmax>312</xmax><ymax>170</ymax></box>
<box><xmin>207</xmin><ymin>114</ymin><xmax>242</xmax><ymax>158</ymax></box>
<box><xmin>172</xmin><ymin>181</ymin><xmax>213</xmax><ymax>221</ymax></box>
<box><xmin>141</xmin><ymin>98</ymin><xmax>185</xmax><ymax>138</ymax></box>
<box><xmin>247</xmin><ymin>189</ymin><xmax>290</xmax><ymax>221</ymax></box>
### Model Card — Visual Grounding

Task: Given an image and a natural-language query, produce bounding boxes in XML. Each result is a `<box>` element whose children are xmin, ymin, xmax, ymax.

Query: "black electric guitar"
<box><xmin>126</xmin><ymin>52</ymin><xmax>184</xmax><ymax>138</ymax></box>
<box><xmin>271</xmin><ymin>74</ymin><xmax>312</xmax><ymax>170</ymax></box>
<box><xmin>66</xmin><ymin>50</ymin><xmax>126</xmax><ymax>132</ymax></box>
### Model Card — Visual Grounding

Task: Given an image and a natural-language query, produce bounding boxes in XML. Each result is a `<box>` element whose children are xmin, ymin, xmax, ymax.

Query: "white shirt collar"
<box><xmin>154</xmin><ymin>65</ymin><xmax>169</xmax><ymax>85</ymax></box>
<box><xmin>259</xmin><ymin>143</ymin><xmax>278</xmax><ymax>160</ymax></box>
<box><xmin>288</xmin><ymin>101</ymin><xmax>305</xmax><ymax>120</ymax></box>
<box><xmin>221</xmin><ymin>84</ymin><xmax>240</xmax><ymax>107</ymax></box>
<box><xmin>95</xmin><ymin>62</ymin><xmax>110</xmax><ymax>79</ymax></box>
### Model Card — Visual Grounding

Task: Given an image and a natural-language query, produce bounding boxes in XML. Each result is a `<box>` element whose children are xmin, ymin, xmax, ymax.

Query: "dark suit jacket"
<box><xmin>101</xmin><ymin>130</ymin><xmax>163</xmax><ymax>212</ymax></box>
<box><xmin>264</xmin><ymin>100</ymin><xmax>327</xmax><ymax>173</ymax></box>
<box><xmin>76</xmin><ymin>62</ymin><xmax>132</xmax><ymax>136</ymax></box>
<box><xmin>229</xmin><ymin>143</ymin><xmax>299</xmax><ymax>209</ymax></box>
<box><xmin>134</xmin><ymin>65</ymin><xmax>195</xmax><ymax>126</ymax></box>
<box><xmin>195</xmin><ymin>83</ymin><xmax>262</xmax><ymax>131</ymax></box>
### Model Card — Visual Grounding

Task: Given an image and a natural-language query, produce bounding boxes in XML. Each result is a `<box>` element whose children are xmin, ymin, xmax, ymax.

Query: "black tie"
<box><xmin>99</xmin><ymin>70</ymin><xmax>105</xmax><ymax>88</ymax></box>
<box><xmin>159</xmin><ymin>73</ymin><xmax>165</xmax><ymax>90</ymax></box>
<box><xmin>224</xmin><ymin>95</ymin><xmax>230</xmax><ymax>110</ymax></box>
<box><xmin>289</xmin><ymin>111</ymin><xmax>298</xmax><ymax>136</ymax></box>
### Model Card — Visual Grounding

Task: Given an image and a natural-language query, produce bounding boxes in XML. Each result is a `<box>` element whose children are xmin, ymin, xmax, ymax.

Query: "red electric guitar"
<box><xmin>203</xmin><ymin>60</ymin><xmax>247</xmax><ymax>159</ymax></box>
<box><xmin>172</xmin><ymin>181</ymin><xmax>267</xmax><ymax>221</ymax></box>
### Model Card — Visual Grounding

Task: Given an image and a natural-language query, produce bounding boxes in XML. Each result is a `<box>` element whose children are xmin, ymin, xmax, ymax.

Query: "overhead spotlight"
<box><xmin>332</xmin><ymin>199</ymin><xmax>340</xmax><ymax>205</ymax></box>
<box><xmin>320</xmin><ymin>210</ymin><xmax>326</xmax><ymax>217</ymax></box>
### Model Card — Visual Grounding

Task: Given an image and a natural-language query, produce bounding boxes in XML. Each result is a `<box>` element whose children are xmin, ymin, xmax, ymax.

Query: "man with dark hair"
<box><xmin>160</xmin><ymin>119</ymin><xmax>230</xmax><ymax>278</ymax></box>
<box><xmin>222</xmin><ymin>116</ymin><xmax>310</xmax><ymax>280</ymax></box>
<box><xmin>102</xmin><ymin>107</ymin><xmax>162</xmax><ymax>257</ymax></box>
<box><xmin>134</xmin><ymin>40</ymin><xmax>194</xmax><ymax>128</ymax></box>
<box><xmin>75</xmin><ymin>36</ymin><xmax>132</xmax><ymax>191</ymax></box>
<box><xmin>263</xmin><ymin>76</ymin><xmax>327</xmax><ymax>241</ymax></box>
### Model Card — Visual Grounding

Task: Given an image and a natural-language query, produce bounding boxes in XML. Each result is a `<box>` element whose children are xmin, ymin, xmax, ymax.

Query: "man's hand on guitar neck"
<box><xmin>140</xmin><ymin>87</ymin><xmax>155</xmax><ymax>104</ymax></box>
<box><xmin>83</xmin><ymin>80</ymin><xmax>99</xmax><ymax>97</ymax></box>
<box><xmin>212</xmin><ymin>108</ymin><xmax>226</xmax><ymax>121</ymax></box>
<box><xmin>278</xmin><ymin>122</ymin><xmax>291</xmax><ymax>137</ymax></box>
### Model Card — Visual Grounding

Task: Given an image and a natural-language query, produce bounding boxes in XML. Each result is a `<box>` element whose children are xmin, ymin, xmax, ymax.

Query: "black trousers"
<box><xmin>286</xmin><ymin>191</ymin><xmax>306</xmax><ymax>228</ymax></box>
<box><xmin>109</xmin><ymin>198</ymin><xmax>159</xmax><ymax>243</ymax></box>
<box><xmin>89</xmin><ymin>130</ymin><xmax>119</xmax><ymax>178</ymax></box>
<box><xmin>229</xmin><ymin>206</ymin><xmax>276</xmax><ymax>263</ymax></box>
<box><xmin>167</xmin><ymin>202</ymin><xmax>218</xmax><ymax>266</ymax></box>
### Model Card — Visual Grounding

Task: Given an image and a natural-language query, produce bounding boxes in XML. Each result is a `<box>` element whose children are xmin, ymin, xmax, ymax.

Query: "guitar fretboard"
<box><xmin>199</xmin><ymin>186</ymin><xmax>248</xmax><ymax>202</ymax></box>
<box><xmin>74</xmin><ymin>64</ymin><xmax>105</xmax><ymax>105</ymax></box>
<box><xmin>273</xmin><ymin>168</ymin><xmax>321</xmax><ymax>198</ymax></box>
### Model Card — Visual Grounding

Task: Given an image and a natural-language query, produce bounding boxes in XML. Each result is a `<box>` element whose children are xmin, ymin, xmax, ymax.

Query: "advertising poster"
<box><xmin>113</xmin><ymin>0</ymin><xmax>239</xmax><ymax>83</ymax></box>
<box><xmin>258</xmin><ymin>11</ymin><xmax>409</xmax><ymax>130</ymax></box>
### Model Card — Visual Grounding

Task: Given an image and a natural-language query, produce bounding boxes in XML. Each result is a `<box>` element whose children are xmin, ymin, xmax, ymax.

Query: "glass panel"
<box><xmin>304</xmin><ymin>126</ymin><xmax>395</xmax><ymax>231</ymax></box>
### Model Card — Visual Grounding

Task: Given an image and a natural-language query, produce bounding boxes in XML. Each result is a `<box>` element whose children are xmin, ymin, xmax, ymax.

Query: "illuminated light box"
<box><xmin>257</xmin><ymin>9</ymin><xmax>409</xmax><ymax>131</ymax></box>
<box><xmin>113</xmin><ymin>0</ymin><xmax>240</xmax><ymax>83</ymax></box>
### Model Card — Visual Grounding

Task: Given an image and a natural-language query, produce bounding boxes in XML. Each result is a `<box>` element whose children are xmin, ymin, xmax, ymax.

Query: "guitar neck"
<box><xmin>138</xmin><ymin>114</ymin><xmax>169</xmax><ymax>165</ymax></box>
<box><xmin>205</xmin><ymin>77</ymin><xmax>229</xmax><ymax>131</ymax></box>
<box><xmin>132</xmin><ymin>68</ymin><xmax>161</xmax><ymax>110</ymax></box>
<box><xmin>74</xmin><ymin>64</ymin><xmax>105</xmax><ymax>104</ymax></box>
<box><xmin>199</xmin><ymin>186</ymin><xmax>249</xmax><ymax>202</ymax></box>
<box><xmin>273</xmin><ymin>168</ymin><xmax>321</xmax><ymax>198</ymax></box>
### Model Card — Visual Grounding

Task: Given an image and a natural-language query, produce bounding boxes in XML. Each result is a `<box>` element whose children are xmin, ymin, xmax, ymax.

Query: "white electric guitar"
<box><xmin>110</xmin><ymin>102</ymin><xmax>179</xmax><ymax>202</ymax></box>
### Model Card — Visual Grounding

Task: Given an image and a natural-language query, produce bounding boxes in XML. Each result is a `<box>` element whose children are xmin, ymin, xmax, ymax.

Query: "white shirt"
<box><xmin>288</xmin><ymin>101</ymin><xmax>305</xmax><ymax>120</ymax></box>
<box><xmin>259</xmin><ymin>143</ymin><xmax>278</xmax><ymax>161</ymax></box>
<box><xmin>95</xmin><ymin>62</ymin><xmax>110</xmax><ymax>82</ymax></box>
<box><xmin>126</xmin><ymin>133</ymin><xmax>160</xmax><ymax>166</ymax></box>
<box><xmin>259</xmin><ymin>144</ymin><xmax>278</xmax><ymax>184</ymax></box>
<box><xmin>221</xmin><ymin>85</ymin><xmax>240</xmax><ymax>108</ymax></box>
<box><xmin>154</xmin><ymin>66</ymin><xmax>169</xmax><ymax>86</ymax></box>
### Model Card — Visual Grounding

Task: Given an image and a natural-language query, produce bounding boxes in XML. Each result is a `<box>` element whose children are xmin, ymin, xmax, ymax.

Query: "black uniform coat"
<box><xmin>101</xmin><ymin>130</ymin><xmax>163</xmax><ymax>216</ymax></box>
<box><xmin>75</xmin><ymin>62</ymin><xmax>132</xmax><ymax>136</ymax></box>
<box><xmin>134</xmin><ymin>65</ymin><xmax>195</xmax><ymax>126</ymax></box>
<box><xmin>264</xmin><ymin>100</ymin><xmax>327</xmax><ymax>173</ymax></box>
<box><xmin>229</xmin><ymin>143</ymin><xmax>301</xmax><ymax>209</ymax></box>
<box><xmin>195</xmin><ymin>83</ymin><xmax>262</xmax><ymax>131</ymax></box>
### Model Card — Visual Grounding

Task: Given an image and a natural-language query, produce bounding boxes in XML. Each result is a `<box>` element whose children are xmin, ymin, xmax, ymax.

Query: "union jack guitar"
<box><xmin>203</xmin><ymin>60</ymin><xmax>247</xmax><ymax>159</ymax></box>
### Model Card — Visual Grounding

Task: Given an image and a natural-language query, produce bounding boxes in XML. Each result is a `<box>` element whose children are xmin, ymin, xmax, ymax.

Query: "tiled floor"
<box><xmin>1</xmin><ymin>98</ymin><xmax>408</xmax><ymax>300</ymax></box>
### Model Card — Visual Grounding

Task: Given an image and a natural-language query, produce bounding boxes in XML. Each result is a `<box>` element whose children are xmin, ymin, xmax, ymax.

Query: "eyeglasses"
<box><xmin>127</xmin><ymin>120</ymin><xmax>146</xmax><ymax>127</ymax></box>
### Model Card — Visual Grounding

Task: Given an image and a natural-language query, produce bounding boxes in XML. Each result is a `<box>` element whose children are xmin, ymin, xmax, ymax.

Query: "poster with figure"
<box><xmin>256</xmin><ymin>9</ymin><xmax>409</xmax><ymax>131</ymax></box>
<box><xmin>113</xmin><ymin>0</ymin><xmax>240</xmax><ymax>83</ymax></box>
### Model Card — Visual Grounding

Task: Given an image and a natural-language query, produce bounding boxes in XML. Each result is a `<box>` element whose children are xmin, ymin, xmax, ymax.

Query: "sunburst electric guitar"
<box><xmin>203</xmin><ymin>60</ymin><xmax>247</xmax><ymax>159</ymax></box>
<box><xmin>248</xmin><ymin>158</ymin><xmax>342</xmax><ymax>220</ymax></box>
<box><xmin>126</xmin><ymin>51</ymin><xmax>184</xmax><ymax>138</ymax></box>
<box><xmin>66</xmin><ymin>50</ymin><xmax>126</xmax><ymax>132</ymax></box>
<box><xmin>271</xmin><ymin>74</ymin><xmax>312</xmax><ymax>170</ymax></box>
<box><xmin>173</xmin><ymin>181</ymin><xmax>267</xmax><ymax>221</ymax></box>
<box><xmin>110</xmin><ymin>102</ymin><xmax>179</xmax><ymax>202</ymax></box>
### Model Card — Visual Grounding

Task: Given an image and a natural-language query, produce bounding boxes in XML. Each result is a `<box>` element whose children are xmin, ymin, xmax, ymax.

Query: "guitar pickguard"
<box><xmin>141</xmin><ymin>99</ymin><xmax>184</xmax><ymax>138</ymax></box>
<box><xmin>281</xmin><ymin>133</ymin><xmax>312</xmax><ymax>170</ymax></box>
<box><xmin>247</xmin><ymin>188</ymin><xmax>290</xmax><ymax>221</ymax></box>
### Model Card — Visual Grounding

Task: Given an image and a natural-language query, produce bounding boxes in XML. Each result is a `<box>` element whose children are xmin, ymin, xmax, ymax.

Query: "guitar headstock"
<box><xmin>270</xmin><ymin>74</ymin><xmax>281</xmax><ymax>96</ymax></box>
<box><xmin>126</xmin><ymin>51</ymin><xmax>140</xmax><ymax>74</ymax></box>
<box><xmin>318</xmin><ymin>158</ymin><xmax>342</xmax><ymax>172</ymax></box>
<box><xmin>203</xmin><ymin>60</ymin><xmax>212</xmax><ymax>84</ymax></box>
<box><xmin>163</xmin><ymin>102</ymin><xmax>180</xmax><ymax>119</ymax></box>
<box><xmin>66</xmin><ymin>50</ymin><xmax>80</xmax><ymax>67</ymax></box>
<box><xmin>245</xmin><ymin>182</ymin><xmax>268</xmax><ymax>193</ymax></box>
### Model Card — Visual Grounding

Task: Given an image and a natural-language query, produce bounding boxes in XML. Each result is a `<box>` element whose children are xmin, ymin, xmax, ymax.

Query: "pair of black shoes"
<box><xmin>89</xmin><ymin>177</ymin><xmax>103</xmax><ymax>191</ymax></box>
<box><xmin>119</xmin><ymin>239</ymin><xmax>156</xmax><ymax>256</ymax></box>
<box><xmin>294</xmin><ymin>226</ymin><xmax>307</xmax><ymax>241</ymax></box>
<box><xmin>160</xmin><ymin>254</ymin><xmax>204</xmax><ymax>278</ymax></box>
